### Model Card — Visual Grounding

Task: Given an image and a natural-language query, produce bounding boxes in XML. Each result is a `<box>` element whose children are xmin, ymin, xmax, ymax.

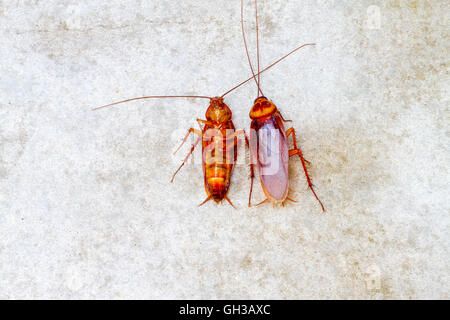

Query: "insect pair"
<box><xmin>94</xmin><ymin>0</ymin><xmax>325</xmax><ymax>212</ymax></box>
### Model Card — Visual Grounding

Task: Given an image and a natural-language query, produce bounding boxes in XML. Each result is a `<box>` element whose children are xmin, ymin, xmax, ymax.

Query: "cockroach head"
<box><xmin>250</xmin><ymin>96</ymin><xmax>277</xmax><ymax>119</ymax></box>
<box><xmin>205</xmin><ymin>97</ymin><xmax>232</xmax><ymax>123</ymax></box>
<box><xmin>254</xmin><ymin>96</ymin><xmax>268</xmax><ymax>103</ymax></box>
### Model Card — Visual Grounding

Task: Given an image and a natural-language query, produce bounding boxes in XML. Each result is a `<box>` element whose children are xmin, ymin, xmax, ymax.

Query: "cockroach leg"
<box><xmin>223</xmin><ymin>130</ymin><xmax>255</xmax><ymax>208</ymax></box>
<box><xmin>285</xmin><ymin>197</ymin><xmax>297</xmax><ymax>203</ymax></box>
<box><xmin>227</xmin><ymin>131</ymin><xmax>255</xmax><ymax>208</ymax></box>
<box><xmin>170</xmin><ymin>136</ymin><xmax>201</xmax><ymax>183</ymax></box>
<box><xmin>286</xmin><ymin>128</ymin><xmax>325</xmax><ymax>212</ymax></box>
<box><xmin>288</xmin><ymin>149</ymin><xmax>310</xmax><ymax>165</ymax></box>
<box><xmin>253</xmin><ymin>198</ymin><xmax>269</xmax><ymax>207</ymax></box>
<box><xmin>198</xmin><ymin>196</ymin><xmax>212</xmax><ymax>207</ymax></box>
<box><xmin>226</xmin><ymin>129</ymin><xmax>246</xmax><ymax>139</ymax></box>
<box><xmin>224</xmin><ymin>195</ymin><xmax>236</xmax><ymax>209</ymax></box>
<box><xmin>230</xmin><ymin>131</ymin><xmax>255</xmax><ymax>208</ymax></box>
<box><xmin>196</xmin><ymin>118</ymin><xmax>217</xmax><ymax>142</ymax></box>
<box><xmin>278</xmin><ymin>112</ymin><xmax>293</xmax><ymax>123</ymax></box>
<box><xmin>286</xmin><ymin>128</ymin><xmax>310</xmax><ymax>164</ymax></box>
<box><xmin>173</xmin><ymin>128</ymin><xmax>202</xmax><ymax>155</ymax></box>
<box><xmin>225</xmin><ymin>129</ymin><xmax>248</xmax><ymax>148</ymax></box>
<box><xmin>196</xmin><ymin>118</ymin><xmax>214</xmax><ymax>128</ymax></box>
<box><xmin>248</xmin><ymin>163</ymin><xmax>255</xmax><ymax>207</ymax></box>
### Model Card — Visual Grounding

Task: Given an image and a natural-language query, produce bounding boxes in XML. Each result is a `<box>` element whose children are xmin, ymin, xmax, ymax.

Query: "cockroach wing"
<box><xmin>254</xmin><ymin>116</ymin><xmax>289</xmax><ymax>201</ymax></box>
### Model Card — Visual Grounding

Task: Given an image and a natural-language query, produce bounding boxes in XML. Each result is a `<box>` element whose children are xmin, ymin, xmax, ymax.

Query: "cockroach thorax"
<box><xmin>205</xmin><ymin>97</ymin><xmax>232</xmax><ymax>123</ymax></box>
<box><xmin>249</xmin><ymin>96</ymin><xmax>277</xmax><ymax>119</ymax></box>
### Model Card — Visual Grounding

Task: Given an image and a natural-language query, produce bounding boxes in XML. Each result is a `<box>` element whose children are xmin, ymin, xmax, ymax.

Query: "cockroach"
<box><xmin>241</xmin><ymin>0</ymin><xmax>325</xmax><ymax>211</ymax></box>
<box><xmin>93</xmin><ymin>45</ymin><xmax>308</xmax><ymax>207</ymax></box>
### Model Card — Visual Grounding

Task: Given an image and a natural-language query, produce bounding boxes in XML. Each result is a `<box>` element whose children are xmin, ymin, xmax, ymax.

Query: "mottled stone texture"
<box><xmin>0</xmin><ymin>0</ymin><xmax>448</xmax><ymax>299</ymax></box>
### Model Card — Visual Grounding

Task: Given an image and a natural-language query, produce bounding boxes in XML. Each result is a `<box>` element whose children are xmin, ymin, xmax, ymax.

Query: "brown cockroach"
<box><xmin>93</xmin><ymin>46</ymin><xmax>309</xmax><ymax>208</ymax></box>
<box><xmin>241</xmin><ymin>0</ymin><xmax>325</xmax><ymax>211</ymax></box>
